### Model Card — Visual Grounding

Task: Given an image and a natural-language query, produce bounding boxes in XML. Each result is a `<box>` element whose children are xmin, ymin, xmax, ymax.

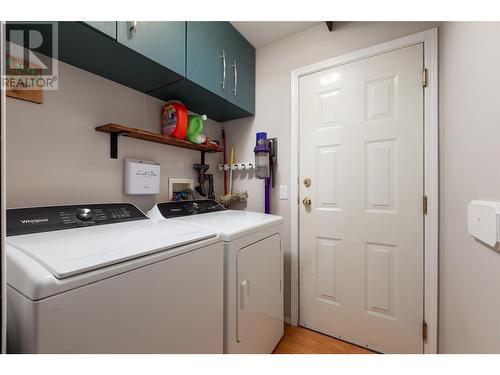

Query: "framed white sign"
<box><xmin>124</xmin><ymin>159</ymin><xmax>160</xmax><ymax>195</ymax></box>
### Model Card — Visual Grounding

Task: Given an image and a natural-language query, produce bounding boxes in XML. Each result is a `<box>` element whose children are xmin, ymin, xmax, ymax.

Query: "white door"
<box><xmin>237</xmin><ymin>234</ymin><xmax>282</xmax><ymax>345</ymax></box>
<box><xmin>299</xmin><ymin>44</ymin><xmax>424</xmax><ymax>353</ymax></box>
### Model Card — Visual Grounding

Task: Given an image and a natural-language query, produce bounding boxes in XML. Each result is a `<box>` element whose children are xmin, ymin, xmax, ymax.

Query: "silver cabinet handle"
<box><xmin>130</xmin><ymin>21</ymin><xmax>137</xmax><ymax>37</ymax></box>
<box><xmin>220</xmin><ymin>50</ymin><xmax>226</xmax><ymax>89</ymax></box>
<box><xmin>232</xmin><ymin>59</ymin><xmax>238</xmax><ymax>96</ymax></box>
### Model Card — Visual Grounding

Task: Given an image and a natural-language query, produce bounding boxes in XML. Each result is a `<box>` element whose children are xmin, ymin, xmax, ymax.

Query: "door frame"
<box><xmin>289</xmin><ymin>28</ymin><xmax>439</xmax><ymax>354</ymax></box>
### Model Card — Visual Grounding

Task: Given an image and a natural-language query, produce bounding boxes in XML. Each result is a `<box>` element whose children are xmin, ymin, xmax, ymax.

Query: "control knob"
<box><xmin>77</xmin><ymin>208</ymin><xmax>94</xmax><ymax>221</ymax></box>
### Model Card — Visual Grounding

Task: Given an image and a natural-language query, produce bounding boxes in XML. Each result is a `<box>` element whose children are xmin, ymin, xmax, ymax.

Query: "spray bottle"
<box><xmin>186</xmin><ymin>114</ymin><xmax>207</xmax><ymax>144</ymax></box>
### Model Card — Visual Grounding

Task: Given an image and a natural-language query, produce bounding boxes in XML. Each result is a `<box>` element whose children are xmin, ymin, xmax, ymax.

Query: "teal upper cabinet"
<box><xmin>117</xmin><ymin>22</ymin><xmax>186</xmax><ymax>77</ymax></box>
<box><xmin>186</xmin><ymin>22</ymin><xmax>231</xmax><ymax>99</ymax></box>
<box><xmin>59</xmin><ymin>22</ymin><xmax>184</xmax><ymax>93</ymax></box>
<box><xmin>84</xmin><ymin>22</ymin><xmax>117</xmax><ymax>40</ymax></box>
<box><xmin>226</xmin><ymin>25</ymin><xmax>255</xmax><ymax>114</ymax></box>
<box><xmin>57</xmin><ymin>21</ymin><xmax>254</xmax><ymax>121</ymax></box>
<box><xmin>186</xmin><ymin>22</ymin><xmax>255</xmax><ymax>115</ymax></box>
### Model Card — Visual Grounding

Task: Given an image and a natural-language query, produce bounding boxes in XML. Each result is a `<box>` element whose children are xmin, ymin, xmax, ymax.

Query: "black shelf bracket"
<box><xmin>110</xmin><ymin>132</ymin><xmax>129</xmax><ymax>159</ymax></box>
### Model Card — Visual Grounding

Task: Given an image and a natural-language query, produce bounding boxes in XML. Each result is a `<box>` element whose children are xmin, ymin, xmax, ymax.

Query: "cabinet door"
<box><xmin>117</xmin><ymin>22</ymin><xmax>185</xmax><ymax>77</ymax></box>
<box><xmin>84</xmin><ymin>22</ymin><xmax>116</xmax><ymax>40</ymax></box>
<box><xmin>227</xmin><ymin>26</ymin><xmax>256</xmax><ymax>114</ymax></box>
<box><xmin>186</xmin><ymin>22</ymin><xmax>232</xmax><ymax>100</ymax></box>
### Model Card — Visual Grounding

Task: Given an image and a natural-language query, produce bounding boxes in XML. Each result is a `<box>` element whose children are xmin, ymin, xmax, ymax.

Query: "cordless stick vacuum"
<box><xmin>254</xmin><ymin>132</ymin><xmax>277</xmax><ymax>214</ymax></box>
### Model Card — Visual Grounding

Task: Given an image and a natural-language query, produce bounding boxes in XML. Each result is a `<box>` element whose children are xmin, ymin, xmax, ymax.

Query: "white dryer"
<box><xmin>148</xmin><ymin>200</ymin><xmax>284</xmax><ymax>354</ymax></box>
<box><xmin>6</xmin><ymin>203</ymin><xmax>224</xmax><ymax>353</ymax></box>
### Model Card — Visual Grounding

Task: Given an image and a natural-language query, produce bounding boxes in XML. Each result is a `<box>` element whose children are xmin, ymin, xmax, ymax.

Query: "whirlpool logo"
<box><xmin>136</xmin><ymin>170</ymin><xmax>157</xmax><ymax>178</ymax></box>
<box><xmin>20</xmin><ymin>218</ymin><xmax>49</xmax><ymax>224</ymax></box>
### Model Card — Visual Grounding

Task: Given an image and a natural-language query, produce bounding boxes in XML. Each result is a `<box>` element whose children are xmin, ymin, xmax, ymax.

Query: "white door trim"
<box><xmin>290</xmin><ymin>28</ymin><xmax>439</xmax><ymax>354</ymax></box>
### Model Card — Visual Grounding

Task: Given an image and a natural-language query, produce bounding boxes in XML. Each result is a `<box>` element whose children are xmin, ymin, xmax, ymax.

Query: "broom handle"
<box><xmin>222</xmin><ymin>129</ymin><xmax>228</xmax><ymax>195</ymax></box>
<box><xmin>229</xmin><ymin>146</ymin><xmax>234</xmax><ymax>194</ymax></box>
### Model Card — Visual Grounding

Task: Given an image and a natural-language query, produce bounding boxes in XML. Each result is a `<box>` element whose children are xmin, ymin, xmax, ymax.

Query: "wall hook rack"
<box><xmin>218</xmin><ymin>162</ymin><xmax>254</xmax><ymax>171</ymax></box>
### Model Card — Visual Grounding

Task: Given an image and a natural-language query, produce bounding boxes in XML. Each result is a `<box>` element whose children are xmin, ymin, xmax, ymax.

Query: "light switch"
<box><xmin>468</xmin><ymin>200</ymin><xmax>500</xmax><ymax>247</ymax></box>
<box><xmin>279</xmin><ymin>185</ymin><xmax>288</xmax><ymax>200</ymax></box>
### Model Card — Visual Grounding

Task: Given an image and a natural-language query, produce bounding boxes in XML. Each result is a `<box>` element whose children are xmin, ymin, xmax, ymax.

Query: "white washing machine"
<box><xmin>148</xmin><ymin>200</ymin><xmax>284</xmax><ymax>354</ymax></box>
<box><xmin>6</xmin><ymin>203</ymin><xmax>224</xmax><ymax>353</ymax></box>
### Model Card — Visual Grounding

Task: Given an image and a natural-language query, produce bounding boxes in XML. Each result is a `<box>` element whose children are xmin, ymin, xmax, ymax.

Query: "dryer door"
<box><xmin>237</xmin><ymin>234</ymin><xmax>281</xmax><ymax>344</ymax></box>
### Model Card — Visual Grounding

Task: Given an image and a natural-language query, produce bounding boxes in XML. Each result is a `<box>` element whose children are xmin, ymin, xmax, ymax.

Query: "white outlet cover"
<box><xmin>279</xmin><ymin>185</ymin><xmax>288</xmax><ymax>200</ymax></box>
<box><xmin>468</xmin><ymin>200</ymin><xmax>500</xmax><ymax>247</ymax></box>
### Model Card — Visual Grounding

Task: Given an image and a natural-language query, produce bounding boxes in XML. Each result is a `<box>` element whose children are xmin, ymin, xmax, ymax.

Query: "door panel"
<box><xmin>117</xmin><ymin>21</ymin><xmax>185</xmax><ymax>77</ymax></box>
<box><xmin>186</xmin><ymin>22</ymin><xmax>231</xmax><ymax>99</ymax></box>
<box><xmin>237</xmin><ymin>234</ymin><xmax>281</xmax><ymax>344</ymax></box>
<box><xmin>226</xmin><ymin>27</ymin><xmax>256</xmax><ymax>114</ymax></box>
<box><xmin>299</xmin><ymin>44</ymin><xmax>424</xmax><ymax>353</ymax></box>
<box><xmin>366</xmin><ymin>139</ymin><xmax>397</xmax><ymax>212</ymax></box>
<box><xmin>316</xmin><ymin>145</ymin><xmax>342</xmax><ymax>210</ymax></box>
<box><xmin>316</xmin><ymin>237</ymin><xmax>341</xmax><ymax>303</ymax></box>
<box><xmin>365</xmin><ymin>242</ymin><xmax>398</xmax><ymax>318</ymax></box>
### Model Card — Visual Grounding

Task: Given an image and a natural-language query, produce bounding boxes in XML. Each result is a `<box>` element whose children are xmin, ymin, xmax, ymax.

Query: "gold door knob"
<box><xmin>302</xmin><ymin>197</ymin><xmax>312</xmax><ymax>206</ymax></box>
<box><xmin>303</xmin><ymin>178</ymin><xmax>311</xmax><ymax>187</ymax></box>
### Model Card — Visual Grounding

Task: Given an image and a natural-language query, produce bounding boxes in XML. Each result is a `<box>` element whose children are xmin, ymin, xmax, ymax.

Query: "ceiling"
<box><xmin>230</xmin><ymin>22</ymin><xmax>321</xmax><ymax>48</ymax></box>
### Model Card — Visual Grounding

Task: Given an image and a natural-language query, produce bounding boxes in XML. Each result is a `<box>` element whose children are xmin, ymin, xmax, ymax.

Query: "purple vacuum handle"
<box><xmin>265</xmin><ymin>177</ymin><xmax>270</xmax><ymax>214</ymax></box>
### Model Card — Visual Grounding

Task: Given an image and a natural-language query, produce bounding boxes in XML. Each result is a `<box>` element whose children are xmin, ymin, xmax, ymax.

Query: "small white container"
<box><xmin>124</xmin><ymin>159</ymin><xmax>160</xmax><ymax>195</ymax></box>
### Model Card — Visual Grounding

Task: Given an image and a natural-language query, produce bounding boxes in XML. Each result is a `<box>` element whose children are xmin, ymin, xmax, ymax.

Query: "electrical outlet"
<box><xmin>279</xmin><ymin>185</ymin><xmax>288</xmax><ymax>200</ymax></box>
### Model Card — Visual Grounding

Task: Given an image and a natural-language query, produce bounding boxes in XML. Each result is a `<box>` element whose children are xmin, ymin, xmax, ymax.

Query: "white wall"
<box><xmin>223</xmin><ymin>21</ymin><xmax>440</xmax><ymax>318</ymax></box>
<box><xmin>6</xmin><ymin>60</ymin><xmax>224</xmax><ymax>212</ymax></box>
<box><xmin>439</xmin><ymin>22</ymin><xmax>500</xmax><ymax>353</ymax></box>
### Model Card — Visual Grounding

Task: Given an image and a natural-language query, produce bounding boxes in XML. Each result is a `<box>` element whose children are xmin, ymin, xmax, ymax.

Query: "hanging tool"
<box><xmin>194</xmin><ymin>152</ymin><xmax>209</xmax><ymax>197</ymax></box>
<box><xmin>217</xmin><ymin>145</ymin><xmax>248</xmax><ymax>207</ymax></box>
<box><xmin>207</xmin><ymin>174</ymin><xmax>215</xmax><ymax>199</ymax></box>
<box><xmin>222</xmin><ymin>129</ymin><xmax>228</xmax><ymax>195</ymax></box>
<box><xmin>268</xmin><ymin>138</ymin><xmax>278</xmax><ymax>188</ymax></box>
<box><xmin>229</xmin><ymin>145</ymin><xmax>234</xmax><ymax>195</ymax></box>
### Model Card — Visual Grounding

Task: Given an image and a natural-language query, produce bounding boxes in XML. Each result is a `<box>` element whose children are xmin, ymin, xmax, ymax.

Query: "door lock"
<box><xmin>302</xmin><ymin>197</ymin><xmax>312</xmax><ymax>206</ymax></box>
<box><xmin>303</xmin><ymin>177</ymin><xmax>311</xmax><ymax>187</ymax></box>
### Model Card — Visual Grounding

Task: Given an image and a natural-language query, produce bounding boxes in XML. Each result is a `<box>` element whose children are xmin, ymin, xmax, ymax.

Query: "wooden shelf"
<box><xmin>96</xmin><ymin>123</ymin><xmax>223</xmax><ymax>158</ymax></box>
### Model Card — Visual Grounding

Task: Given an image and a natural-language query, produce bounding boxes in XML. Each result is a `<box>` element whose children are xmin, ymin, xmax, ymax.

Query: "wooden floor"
<box><xmin>272</xmin><ymin>324</ymin><xmax>376</xmax><ymax>354</ymax></box>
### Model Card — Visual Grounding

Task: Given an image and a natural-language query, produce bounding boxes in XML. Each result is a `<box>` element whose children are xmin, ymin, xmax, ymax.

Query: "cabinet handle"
<box><xmin>220</xmin><ymin>50</ymin><xmax>226</xmax><ymax>89</ymax></box>
<box><xmin>232</xmin><ymin>59</ymin><xmax>238</xmax><ymax>96</ymax></box>
<box><xmin>130</xmin><ymin>21</ymin><xmax>138</xmax><ymax>37</ymax></box>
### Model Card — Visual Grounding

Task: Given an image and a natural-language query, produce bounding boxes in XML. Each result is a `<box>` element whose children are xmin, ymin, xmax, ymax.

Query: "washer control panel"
<box><xmin>7</xmin><ymin>203</ymin><xmax>148</xmax><ymax>236</ymax></box>
<box><xmin>157</xmin><ymin>199</ymin><xmax>224</xmax><ymax>218</ymax></box>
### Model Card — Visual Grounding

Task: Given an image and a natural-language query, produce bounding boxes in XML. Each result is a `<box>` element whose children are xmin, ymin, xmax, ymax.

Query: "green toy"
<box><xmin>186</xmin><ymin>114</ymin><xmax>207</xmax><ymax>144</ymax></box>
